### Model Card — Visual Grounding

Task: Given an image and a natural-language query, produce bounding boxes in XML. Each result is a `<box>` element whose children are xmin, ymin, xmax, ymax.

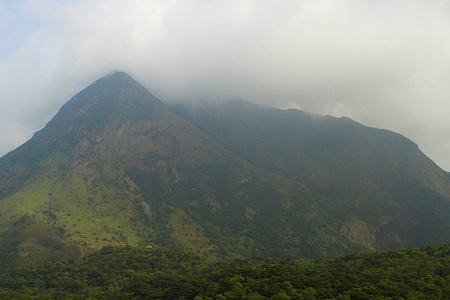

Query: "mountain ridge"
<box><xmin>171</xmin><ymin>97</ymin><xmax>450</xmax><ymax>249</ymax></box>
<box><xmin>1</xmin><ymin>72</ymin><xmax>449</xmax><ymax>268</ymax></box>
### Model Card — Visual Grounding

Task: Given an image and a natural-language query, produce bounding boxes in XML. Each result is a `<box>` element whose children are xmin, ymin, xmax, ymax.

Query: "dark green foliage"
<box><xmin>0</xmin><ymin>244</ymin><xmax>449</xmax><ymax>299</ymax></box>
<box><xmin>125</xmin><ymin>161</ymin><xmax>360</xmax><ymax>259</ymax></box>
<box><xmin>171</xmin><ymin>99</ymin><xmax>450</xmax><ymax>249</ymax></box>
<box><xmin>13</xmin><ymin>214</ymin><xmax>31</xmax><ymax>225</ymax></box>
<box><xmin>0</xmin><ymin>215</ymin><xmax>81</xmax><ymax>269</ymax></box>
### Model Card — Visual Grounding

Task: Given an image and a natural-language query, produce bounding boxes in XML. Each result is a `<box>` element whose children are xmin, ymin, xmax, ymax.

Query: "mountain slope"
<box><xmin>2</xmin><ymin>72</ymin><xmax>449</xmax><ymax>268</ymax></box>
<box><xmin>171</xmin><ymin>99</ymin><xmax>450</xmax><ymax>250</ymax></box>
<box><xmin>0</xmin><ymin>73</ymin><xmax>363</xmax><ymax>268</ymax></box>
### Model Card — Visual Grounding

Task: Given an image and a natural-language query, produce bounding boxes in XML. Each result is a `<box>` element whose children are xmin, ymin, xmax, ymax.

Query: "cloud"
<box><xmin>0</xmin><ymin>0</ymin><xmax>449</xmax><ymax>170</ymax></box>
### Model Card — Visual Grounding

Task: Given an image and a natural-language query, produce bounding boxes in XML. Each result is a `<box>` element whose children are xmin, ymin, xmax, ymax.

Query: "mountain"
<box><xmin>0</xmin><ymin>72</ymin><xmax>358</xmax><ymax>267</ymax></box>
<box><xmin>1</xmin><ymin>72</ymin><xmax>449</xmax><ymax>268</ymax></box>
<box><xmin>172</xmin><ymin>99</ymin><xmax>450</xmax><ymax>250</ymax></box>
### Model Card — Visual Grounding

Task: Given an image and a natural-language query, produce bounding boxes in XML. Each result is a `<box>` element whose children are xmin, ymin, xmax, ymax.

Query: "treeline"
<box><xmin>0</xmin><ymin>244</ymin><xmax>449</xmax><ymax>299</ymax></box>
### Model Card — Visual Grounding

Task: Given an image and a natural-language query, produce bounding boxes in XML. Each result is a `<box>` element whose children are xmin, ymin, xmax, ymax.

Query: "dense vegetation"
<box><xmin>172</xmin><ymin>100</ymin><xmax>450</xmax><ymax>250</ymax></box>
<box><xmin>0</xmin><ymin>244</ymin><xmax>448</xmax><ymax>299</ymax></box>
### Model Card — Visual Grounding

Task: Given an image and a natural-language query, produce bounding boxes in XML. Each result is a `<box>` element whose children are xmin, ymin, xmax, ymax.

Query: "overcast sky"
<box><xmin>1</xmin><ymin>0</ymin><xmax>449</xmax><ymax>170</ymax></box>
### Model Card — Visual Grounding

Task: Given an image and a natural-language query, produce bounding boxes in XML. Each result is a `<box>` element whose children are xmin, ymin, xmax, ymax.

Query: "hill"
<box><xmin>1</xmin><ymin>72</ymin><xmax>449</xmax><ymax>268</ymax></box>
<box><xmin>0</xmin><ymin>72</ymin><xmax>358</xmax><ymax>268</ymax></box>
<box><xmin>172</xmin><ymin>99</ymin><xmax>450</xmax><ymax>251</ymax></box>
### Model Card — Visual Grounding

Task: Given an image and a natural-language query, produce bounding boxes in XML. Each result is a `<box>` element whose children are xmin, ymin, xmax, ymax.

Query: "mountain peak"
<box><xmin>104</xmin><ymin>70</ymin><xmax>132</xmax><ymax>78</ymax></box>
<box><xmin>95</xmin><ymin>71</ymin><xmax>135</xmax><ymax>86</ymax></box>
<box><xmin>1</xmin><ymin>72</ymin><xmax>450</xmax><ymax>268</ymax></box>
<box><xmin>49</xmin><ymin>71</ymin><xmax>162</xmax><ymax>127</ymax></box>
<box><xmin>1</xmin><ymin>72</ymin><xmax>165</xmax><ymax>166</ymax></box>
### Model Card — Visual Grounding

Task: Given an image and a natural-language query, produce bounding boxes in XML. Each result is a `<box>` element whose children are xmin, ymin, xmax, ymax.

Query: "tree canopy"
<box><xmin>0</xmin><ymin>244</ymin><xmax>449</xmax><ymax>299</ymax></box>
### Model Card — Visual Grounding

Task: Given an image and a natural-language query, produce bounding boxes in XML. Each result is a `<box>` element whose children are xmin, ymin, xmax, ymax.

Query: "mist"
<box><xmin>1</xmin><ymin>0</ymin><xmax>449</xmax><ymax>170</ymax></box>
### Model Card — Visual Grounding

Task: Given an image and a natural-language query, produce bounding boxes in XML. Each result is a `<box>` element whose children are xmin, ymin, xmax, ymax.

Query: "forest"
<box><xmin>0</xmin><ymin>243</ymin><xmax>449</xmax><ymax>299</ymax></box>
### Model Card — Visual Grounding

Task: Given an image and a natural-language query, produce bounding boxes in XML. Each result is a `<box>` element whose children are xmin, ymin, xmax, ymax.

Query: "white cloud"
<box><xmin>0</xmin><ymin>0</ymin><xmax>449</xmax><ymax>170</ymax></box>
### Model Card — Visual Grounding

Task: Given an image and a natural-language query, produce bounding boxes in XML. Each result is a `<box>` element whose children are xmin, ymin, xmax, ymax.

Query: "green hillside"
<box><xmin>0</xmin><ymin>73</ymin><xmax>361</xmax><ymax>268</ymax></box>
<box><xmin>1</xmin><ymin>72</ymin><xmax>449</xmax><ymax>268</ymax></box>
<box><xmin>171</xmin><ymin>99</ymin><xmax>450</xmax><ymax>250</ymax></box>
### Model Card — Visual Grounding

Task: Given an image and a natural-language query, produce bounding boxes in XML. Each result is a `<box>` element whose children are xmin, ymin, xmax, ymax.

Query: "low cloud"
<box><xmin>1</xmin><ymin>0</ymin><xmax>449</xmax><ymax>170</ymax></box>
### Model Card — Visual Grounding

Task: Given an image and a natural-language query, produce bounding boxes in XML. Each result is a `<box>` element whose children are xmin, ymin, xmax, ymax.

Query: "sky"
<box><xmin>0</xmin><ymin>0</ymin><xmax>449</xmax><ymax>171</ymax></box>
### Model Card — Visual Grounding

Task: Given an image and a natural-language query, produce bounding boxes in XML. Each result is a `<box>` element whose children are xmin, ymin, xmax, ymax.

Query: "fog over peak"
<box><xmin>1</xmin><ymin>0</ymin><xmax>449</xmax><ymax>170</ymax></box>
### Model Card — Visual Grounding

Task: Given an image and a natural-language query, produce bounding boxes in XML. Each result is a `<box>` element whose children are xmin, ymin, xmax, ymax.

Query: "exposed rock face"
<box><xmin>340</xmin><ymin>218</ymin><xmax>376</xmax><ymax>250</ymax></box>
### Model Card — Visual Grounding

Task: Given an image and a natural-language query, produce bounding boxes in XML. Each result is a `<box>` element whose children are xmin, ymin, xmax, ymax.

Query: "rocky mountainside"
<box><xmin>1</xmin><ymin>72</ymin><xmax>449</xmax><ymax>267</ymax></box>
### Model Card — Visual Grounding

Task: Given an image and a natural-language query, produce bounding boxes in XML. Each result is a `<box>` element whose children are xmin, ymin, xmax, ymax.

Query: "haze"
<box><xmin>1</xmin><ymin>0</ymin><xmax>449</xmax><ymax>170</ymax></box>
